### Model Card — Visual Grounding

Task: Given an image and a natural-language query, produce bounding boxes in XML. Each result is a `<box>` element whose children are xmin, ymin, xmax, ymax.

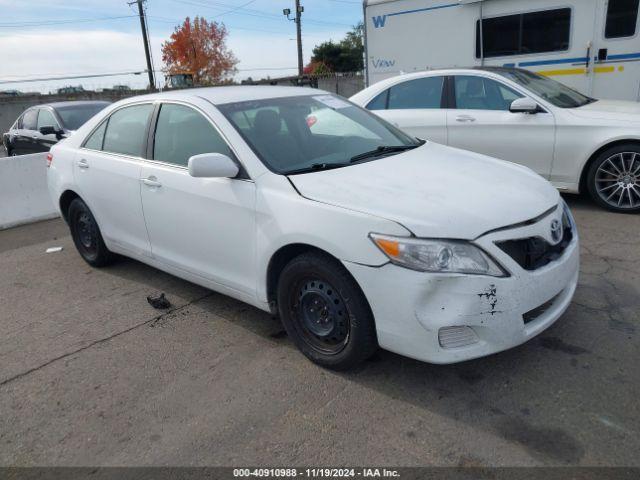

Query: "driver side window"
<box><xmin>153</xmin><ymin>103</ymin><xmax>234</xmax><ymax>167</ymax></box>
<box><xmin>454</xmin><ymin>76</ymin><xmax>523</xmax><ymax>111</ymax></box>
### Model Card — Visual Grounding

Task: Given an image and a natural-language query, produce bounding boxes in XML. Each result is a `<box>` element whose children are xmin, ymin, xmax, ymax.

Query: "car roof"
<box><xmin>34</xmin><ymin>101</ymin><xmax>111</xmax><ymax>110</ymax></box>
<box><xmin>120</xmin><ymin>85</ymin><xmax>321</xmax><ymax>106</ymax></box>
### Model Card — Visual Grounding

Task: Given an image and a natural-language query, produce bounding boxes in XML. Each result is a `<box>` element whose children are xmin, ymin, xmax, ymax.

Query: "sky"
<box><xmin>0</xmin><ymin>0</ymin><xmax>363</xmax><ymax>93</ymax></box>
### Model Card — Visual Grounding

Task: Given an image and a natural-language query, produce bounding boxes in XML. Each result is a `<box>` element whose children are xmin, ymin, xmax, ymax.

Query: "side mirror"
<box><xmin>188</xmin><ymin>153</ymin><xmax>239</xmax><ymax>178</ymax></box>
<box><xmin>509</xmin><ymin>98</ymin><xmax>539</xmax><ymax>114</ymax></box>
<box><xmin>39</xmin><ymin>125</ymin><xmax>59</xmax><ymax>136</ymax></box>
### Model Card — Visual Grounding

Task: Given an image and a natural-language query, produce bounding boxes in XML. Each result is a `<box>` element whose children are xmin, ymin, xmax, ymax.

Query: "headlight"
<box><xmin>370</xmin><ymin>233</ymin><xmax>508</xmax><ymax>277</ymax></box>
<box><xmin>561</xmin><ymin>199</ymin><xmax>576</xmax><ymax>231</ymax></box>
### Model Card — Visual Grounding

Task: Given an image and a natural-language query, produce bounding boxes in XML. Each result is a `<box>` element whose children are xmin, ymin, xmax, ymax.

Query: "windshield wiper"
<box><xmin>349</xmin><ymin>144</ymin><xmax>421</xmax><ymax>164</ymax></box>
<box><xmin>285</xmin><ymin>162</ymin><xmax>350</xmax><ymax>175</ymax></box>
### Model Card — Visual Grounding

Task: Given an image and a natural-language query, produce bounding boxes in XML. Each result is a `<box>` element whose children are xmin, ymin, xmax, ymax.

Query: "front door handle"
<box><xmin>77</xmin><ymin>159</ymin><xmax>89</xmax><ymax>169</ymax></box>
<box><xmin>141</xmin><ymin>177</ymin><xmax>162</xmax><ymax>188</ymax></box>
<box><xmin>456</xmin><ymin>115</ymin><xmax>476</xmax><ymax>123</ymax></box>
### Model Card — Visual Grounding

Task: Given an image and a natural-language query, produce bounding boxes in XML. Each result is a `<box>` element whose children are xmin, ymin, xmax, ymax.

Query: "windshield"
<box><xmin>56</xmin><ymin>103</ymin><xmax>109</xmax><ymax>130</ymax></box>
<box><xmin>218</xmin><ymin>94</ymin><xmax>420</xmax><ymax>174</ymax></box>
<box><xmin>495</xmin><ymin>69</ymin><xmax>594</xmax><ymax>108</ymax></box>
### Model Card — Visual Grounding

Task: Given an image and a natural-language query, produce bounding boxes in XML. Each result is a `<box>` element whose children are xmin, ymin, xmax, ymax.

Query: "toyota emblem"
<box><xmin>550</xmin><ymin>219</ymin><xmax>563</xmax><ymax>244</ymax></box>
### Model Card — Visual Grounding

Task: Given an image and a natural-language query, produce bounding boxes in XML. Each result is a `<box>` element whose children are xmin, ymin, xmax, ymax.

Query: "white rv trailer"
<box><xmin>363</xmin><ymin>0</ymin><xmax>640</xmax><ymax>101</ymax></box>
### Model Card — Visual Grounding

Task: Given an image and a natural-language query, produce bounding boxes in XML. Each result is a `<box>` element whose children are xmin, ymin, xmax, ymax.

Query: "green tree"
<box><xmin>308</xmin><ymin>22</ymin><xmax>364</xmax><ymax>73</ymax></box>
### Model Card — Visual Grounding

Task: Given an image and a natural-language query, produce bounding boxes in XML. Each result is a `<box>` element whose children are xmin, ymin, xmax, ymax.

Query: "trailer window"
<box><xmin>605</xmin><ymin>0</ymin><xmax>639</xmax><ymax>38</ymax></box>
<box><xmin>476</xmin><ymin>8</ymin><xmax>571</xmax><ymax>58</ymax></box>
<box><xmin>387</xmin><ymin>77</ymin><xmax>444</xmax><ymax>110</ymax></box>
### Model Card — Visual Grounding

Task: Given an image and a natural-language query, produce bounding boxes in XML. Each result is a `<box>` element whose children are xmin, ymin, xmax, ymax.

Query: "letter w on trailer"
<box><xmin>363</xmin><ymin>0</ymin><xmax>640</xmax><ymax>101</ymax></box>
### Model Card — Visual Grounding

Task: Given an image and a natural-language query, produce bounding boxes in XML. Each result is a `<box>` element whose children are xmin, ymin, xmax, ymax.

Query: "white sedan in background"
<box><xmin>48</xmin><ymin>86</ymin><xmax>578</xmax><ymax>369</ymax></box>
<box><xmin>351</xmin><ymin>68</ymin><xmax>640</xmax><ymax>213</ymax></box>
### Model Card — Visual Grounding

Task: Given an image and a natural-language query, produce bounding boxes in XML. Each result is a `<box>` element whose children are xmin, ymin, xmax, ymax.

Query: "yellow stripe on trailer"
<box><xmin>537</xmin><ymin>66</ymin><xmax>618</xmax><ymax>77</ymax></box>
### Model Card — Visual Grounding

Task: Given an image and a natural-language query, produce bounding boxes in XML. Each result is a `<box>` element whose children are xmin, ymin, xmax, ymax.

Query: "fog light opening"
<box><xmin>438</xmin><ymin>326</ymin><xmax>479</xmax><ymax>349</ymax></box>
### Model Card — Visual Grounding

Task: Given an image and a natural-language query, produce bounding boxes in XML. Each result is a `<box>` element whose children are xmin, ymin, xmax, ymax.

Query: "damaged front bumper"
<box><xmin>343</xmin><ymin>209</ymin><xmax>580</xmax><ymax>364</ymax></box>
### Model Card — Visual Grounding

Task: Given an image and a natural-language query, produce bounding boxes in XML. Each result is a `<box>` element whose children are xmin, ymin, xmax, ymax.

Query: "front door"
<box><xmin>446</xmin><ymin>75</ymin><xmax>556</xmax><ymax>178</ymax></box>
<box><xmin>14</xmin><ymin>108</ymin><xmax>39</xmax><ymax>155</ymax></box>
<box><xmin>140</xmin><ymin>102</ymin><xmax>256</xmax><ymax>296</ymax></box>
<box><xmin>35</xmin><ymin>108</ymin><xmax>61</xmax><ymax>152</ymax></box>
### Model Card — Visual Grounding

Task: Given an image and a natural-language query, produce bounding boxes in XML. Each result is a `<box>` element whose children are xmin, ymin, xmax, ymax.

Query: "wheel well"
<box><xmin>579</xmin><ymin>140</ymin><xmax>640</xmax><ymax>193</ymax></box>
<box><xmin>266</xmin><ymin>243</ymin><xmax>332</xmax><ymax>309</ymax></box>
<box><xmin>59</xmin><ymin>190</ymin><xmax>80</xmax><ymax>223</ymax></box>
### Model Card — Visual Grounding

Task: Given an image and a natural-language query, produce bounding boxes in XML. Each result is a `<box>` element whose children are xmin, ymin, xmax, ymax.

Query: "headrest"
<box><xmin>254</xmin><ymin>109</ymin><xmax>281</xmax><ymax>136</ymax></box>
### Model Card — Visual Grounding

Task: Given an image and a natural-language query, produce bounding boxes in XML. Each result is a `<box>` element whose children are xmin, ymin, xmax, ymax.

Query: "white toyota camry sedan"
<box><xmin>351</xmin><ymin>68</ymin><xmax>640</xmax><ymax>213</ymax></box>
<box><xmin>47</xmin><ymin>86</ymin><xmax>579</xmax><ymax>369</ymax></box>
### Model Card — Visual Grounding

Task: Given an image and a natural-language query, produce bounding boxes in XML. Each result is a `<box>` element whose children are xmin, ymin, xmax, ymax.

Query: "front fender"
<box><xmin>254</xmin><ymin>174</ymin><xmax>410</xmax><ymax>303</ymax></box>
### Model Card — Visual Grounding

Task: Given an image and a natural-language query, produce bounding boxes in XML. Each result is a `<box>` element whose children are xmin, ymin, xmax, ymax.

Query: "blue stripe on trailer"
<box><xmin>518</xmin><ymin>57</ymin><xmax>588</xmax><ymax>67</ymax></box>
<box><xmin>388</xmin><ymin>2</ymin><xmax>459</xmax><ymax>17</ymax></box>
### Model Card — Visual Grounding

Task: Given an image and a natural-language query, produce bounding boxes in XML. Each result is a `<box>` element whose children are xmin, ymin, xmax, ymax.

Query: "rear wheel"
<box><xmin>68</xmin><ymin>198</ymin><xmax>114</xmax><ymax>267</ymax></box>
<box><xmin>587</xmin><ymin>144</ymin><xmax>640</xmax><ymax>213</ymax></box>
<box><xmin>276</xmin><ymin>251</ymin><xmax>377</xmax><ymax>370</ymax></box>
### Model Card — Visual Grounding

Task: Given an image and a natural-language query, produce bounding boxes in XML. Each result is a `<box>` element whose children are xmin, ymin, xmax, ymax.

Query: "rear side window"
<box><xmin>84</xmin><ymin>121</ymin><xmax>108</xmax><ymax>150</ymax></box>
<box><xmin>387</xmin><ymin>77</ymin><xmax>444</xmax><ymax>110</ymax></box>
<box><xmin>605</xmin><ymin>0</ymin><xmax>639</xmax><ymax>38</ymax></box>
<box><xmin>102</xmin><ymin>104</ymin><xmax>153</xmax><ymax>157</ymax></box>
<box><xmin>477</xmin><ymin>8</ymin><xmax>571</xmax><ymax>58</ymax></box>
<box><xmin>22</xmin><ymin>109</ymin><xmax>38</xmax><ymax>130</ymax></box>
<box><xmin>153</xmin><ymin>103</ymin><xmax>233</xmax><ymax>167</ymax></box>
<box><xmin>366</xmin><ymin>90</ymin><xmax>389</xmax><ymax>110</ymax></box>
<box><xmin>37</xmin><ymin>109</ymin><xmax>59</xmax><ymax>130</ymax></box>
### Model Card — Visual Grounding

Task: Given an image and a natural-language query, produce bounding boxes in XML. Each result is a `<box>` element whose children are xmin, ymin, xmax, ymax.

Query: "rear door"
<box><xmin>75</xmin><ymin>103</ymin><xmax>153</xmax><ymax>257</ymax></box>
<box><xmin>365</xmin><ymin>75</ymin><xmax>448</xmax><ymax>144</ymax></box>
<box><xmin>446</xmin><ymin>74</ymin><xmax>556</xmax><ymax>177</ymax></box>
<box><xmin>140</xmin><ymin>101</ymin><xmax>256</xmax><ymax>296</ymax></box>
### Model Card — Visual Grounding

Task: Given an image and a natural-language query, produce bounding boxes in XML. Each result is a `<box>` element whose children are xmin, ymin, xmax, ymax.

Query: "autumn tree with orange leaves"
<box><xmin>162</xmin><ymin>17</ymin><xmax>238</xmax><ymax>85</ymax></box>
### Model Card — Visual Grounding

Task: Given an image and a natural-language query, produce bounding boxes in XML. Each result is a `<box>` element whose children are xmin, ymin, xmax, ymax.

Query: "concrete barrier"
<box><xmin>0</xmin><ymin>153</ymin><xmax>59</xmax><ymax>230</ymax></box>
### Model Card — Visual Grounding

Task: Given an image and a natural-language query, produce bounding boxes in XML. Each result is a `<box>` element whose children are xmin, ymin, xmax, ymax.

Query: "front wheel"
<box><xmin>276</xmin><ymin>251</ymin><xmax>377</xmax><ymax>370</ymax></box>
<box><xmin>68</xmin><ymin>198</ymin><xmax>114</xmax><ymax>267</ymax></box>
<box><xmin>587</xmin><ymin>144</ymin><xmax>640</xmax><ymax>213</ymax></box>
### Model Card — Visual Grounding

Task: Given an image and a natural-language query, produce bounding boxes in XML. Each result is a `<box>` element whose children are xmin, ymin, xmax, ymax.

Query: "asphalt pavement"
<box><xmin>1</xmin><ymin>195</ymin><xmax>638</xmax><ymax>466</ymax></box>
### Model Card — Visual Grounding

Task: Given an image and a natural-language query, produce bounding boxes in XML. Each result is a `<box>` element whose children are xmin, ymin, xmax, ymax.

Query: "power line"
<box><xmin>0</xmin><ymin>15</ymin><xmax>137</xmax><ymax>28</ymax></box>
<box><xmin>0</xmin><ymin>66</ymin><xmax>299</xmax><ymax>84</ymax></box>
<box><xmin>169</xmin><ymin>0</ymin><xmax>352</xmax><ymax>27</ymax></box>
<box><xmin>0</xmin><ymin>71</ymin><xmax>146</xmax><ymax>85</ymax></box>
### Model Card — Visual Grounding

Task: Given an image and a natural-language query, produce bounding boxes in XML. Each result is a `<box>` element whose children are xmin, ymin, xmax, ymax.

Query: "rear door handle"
<box><xmin>77</xmin><ymin>159</ymin><xmax>89</xmax><ymax>169</ymax></box>
<box><xmin>141</xmin><ymin>177</ymin><xmax>162</xmax><ymax>188</ymax></box>
<box><xmin>456</xmin><ymin>115</ymin><xmax>476</xmax><ymax>123</ymax></box>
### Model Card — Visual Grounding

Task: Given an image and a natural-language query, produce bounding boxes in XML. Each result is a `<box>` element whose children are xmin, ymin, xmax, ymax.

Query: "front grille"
<box><xmin>495</xmin><ymin>211</ymin><xmax>573</xmax><ymax>271</ymax></box>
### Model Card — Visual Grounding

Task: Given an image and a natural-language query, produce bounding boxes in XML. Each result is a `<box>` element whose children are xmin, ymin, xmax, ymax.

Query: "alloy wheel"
<box><xmin>595</xmin><ymin>152</ymin><xmax>640</xmax><ymax>209</ymax></box>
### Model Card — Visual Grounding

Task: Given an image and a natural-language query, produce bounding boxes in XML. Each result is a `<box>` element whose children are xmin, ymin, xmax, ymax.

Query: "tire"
<box><xmin>276</xmin><ymin>251</ymin><xmax>377</xmax><ymax>370</ymax></box>
<box><xmin>68</xmin><ymin>198</ymin><xmax>114</xmax><ymax>267</ymax></box>
<box><xmin>586</xmin><ymin>143</ymin><xmax>640</xmax><ymax>213</ymax></box>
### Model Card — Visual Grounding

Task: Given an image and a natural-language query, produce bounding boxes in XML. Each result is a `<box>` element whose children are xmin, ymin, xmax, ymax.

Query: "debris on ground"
<box><xmin>45</xmin><ymin>246</ymin><xmax>63</xmax><ymax>253</ymax></box>
<box><xmin>147</xmin><ymin>293</ymin><xmax>171</xmax><ymax>310</ymax></box>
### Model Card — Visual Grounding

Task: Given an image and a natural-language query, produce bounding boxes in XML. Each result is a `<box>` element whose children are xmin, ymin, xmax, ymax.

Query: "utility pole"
<box><xmin>283</xmin><ymin>2</ymin><xmax>304</xmax><ymax>76</ymax></box>
<box><xmin>133</xmin><ymin>0</ymin><xmax>155</xmax><ymax>90</ymax></box>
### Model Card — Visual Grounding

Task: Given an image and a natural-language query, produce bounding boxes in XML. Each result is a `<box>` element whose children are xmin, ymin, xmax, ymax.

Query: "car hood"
<box><xmin>568</xmin><ymin>100</ymin><xmax>640</xmax><ymax>123</ymax></box>
<box><xmin>288</xmin><ymin>142</ymin><xmax>559</xmax><ymax>239</ymax></box>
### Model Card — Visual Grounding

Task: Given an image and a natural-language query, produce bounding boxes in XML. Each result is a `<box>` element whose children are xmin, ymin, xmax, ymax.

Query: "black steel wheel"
<box><xmin>587</xmin><ymin>144</ymin><xmax>640</xmax><ymax>213</ymax></box>
<box><xmin>277</xmin><ymin>251</ymin><xmax>377</xmax><ymax>370</ymax></box>
<box><xmin>68</xmin><ymin>198</ymin><xmax>114</xmax><ymax>267</ymax></box>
